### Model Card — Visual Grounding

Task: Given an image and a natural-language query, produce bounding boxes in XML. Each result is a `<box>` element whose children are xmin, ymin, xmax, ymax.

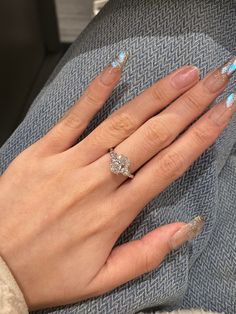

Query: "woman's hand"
<box><xmin>0</xmin><ymin>52</ymin><xmax>235</xmax><ymax>310</ymax></box>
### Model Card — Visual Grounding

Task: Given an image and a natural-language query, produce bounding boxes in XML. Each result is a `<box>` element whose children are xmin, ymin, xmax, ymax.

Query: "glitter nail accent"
<box><xmin>170</xmin><ymin>216</ymin><xmax>205</xmax><ymax>250</ymax></box>
<box><xmin>187</xmin><ymin>216</ymin><xmax>205</xmax><ymax>237</ymax></box>
<box><xmin>226</xmin><ymin>93</ymin><xmax>236</xmax><ymax>108</ymax></box>
<box><xmin>220</xmin><ymin>56</ymin><xmax>236</xmax><ymax>78</ymax></box>
<box><xmin>111</xmin><ymin>51</ymin><xmax>129</xmax><ymax>69</ymax></box>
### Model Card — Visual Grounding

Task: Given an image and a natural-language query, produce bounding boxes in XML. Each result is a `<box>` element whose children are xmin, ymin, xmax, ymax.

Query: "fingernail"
<box><xmin>170</xmin><ymin>216</ymin><xmax>205</xmax><ymax>250</ymax></box>
<box><xmin>208</xmin><ymin>92</ymin><xmax>236</xmax><ymax>126</ymax></box>
<box><xmin>100</xmin><ymin>51</ymin><xmax>129</xmax><ymax>86</ymax></box>
<box><xmin>220</xmin><ymin>56</ymin><xmax>236</xmax><ymax>78</ymax></box>
<box><xmin>111</xmin><ymin>51</ymin><xmax>129</xmax><ymax>69</ymax></box>
<box><xmin>171</xmin><ymin>66</ymin><xmax>199</xmax><ymax>89</ymax></box>
<box><xmin>204</xmin><ymin>56</ymin><xmax>236</xmax><ymax>93</ymax></box>
<box><xmin>226</xmin><ymin>92</ymin><xmax>236</xmax><ymax>108</ymax></box>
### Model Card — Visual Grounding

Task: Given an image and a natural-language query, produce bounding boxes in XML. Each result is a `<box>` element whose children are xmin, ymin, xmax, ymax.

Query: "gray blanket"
<box><xmin>0</xmin><ymin>0</ymin><xmax>235</xmax><ymax>313</ymax></box>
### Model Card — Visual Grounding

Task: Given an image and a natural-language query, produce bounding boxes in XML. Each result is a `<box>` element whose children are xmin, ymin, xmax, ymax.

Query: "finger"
<box><xmin>117</xmin><ymin>92</ymin><xmax>236</xmax><ymax>213</ymax></box>
<box><xmin>37</xmin><ymin>51</ymin><xmax>129</xmax><ymax>154</ymax></box>
<box><xmin>88</xmin><ymin>217</ymin><xmax>204</xmax><ymax>295</ymax></box>
<box><xmin>100</xmin><ymin>56</ymin><xmax>236</xmax><ymax>187</ymax></box>
<box><xmin>71</xmin><ymin>65</ymin><xmax>200</xmax><ymax>164</ymax></box>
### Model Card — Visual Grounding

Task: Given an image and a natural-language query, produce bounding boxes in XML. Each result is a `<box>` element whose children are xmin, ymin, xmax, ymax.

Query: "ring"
<box><xmin>109</xmin><ymin>148</ymin><xmax>134</xmax><ymax>179</ymax></box>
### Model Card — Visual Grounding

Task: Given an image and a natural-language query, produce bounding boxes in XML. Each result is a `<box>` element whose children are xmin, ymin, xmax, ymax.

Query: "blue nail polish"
<box><xmin>228</xmin><ymin>63</ymin><xmax>236</xmax><ymax>75</ymax></box>
<box><xmin>221</xmin><ymin>66</ymin><xmax>228</xmax><ymax>75</ymax></box>
<box><xmin>226</xmin><ymin>93</ymin><xmax>235</xmax><ymax>108</ymax></box>
<box><xmin>220</xmin><ymin>57</ymin><xmax>236</xmax><ymax>77</ymax></box>
<box><xmin>111</xmin><ymin>51</ymin><xmax>129</xmax><ymax>69</ymax></box>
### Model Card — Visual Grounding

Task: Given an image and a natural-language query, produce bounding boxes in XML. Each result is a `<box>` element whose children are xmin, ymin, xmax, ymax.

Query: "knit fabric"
<box><xmin>0</xmin><ymin>0</ymin><xmax>235</xmax><ymax>313</ymax></box>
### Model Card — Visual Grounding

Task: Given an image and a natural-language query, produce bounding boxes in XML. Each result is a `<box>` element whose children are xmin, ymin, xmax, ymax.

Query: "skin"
<box><xmin>0</xmin><ymin>61</ymin><xmax>234</xmax><ymax>311</ymax></box>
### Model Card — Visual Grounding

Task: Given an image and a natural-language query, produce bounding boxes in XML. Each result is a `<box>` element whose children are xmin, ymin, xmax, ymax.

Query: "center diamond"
<box><xmin>110</xmin><ymin>153</ymin><xmax>130</xmax><ymax>175</ymax></box>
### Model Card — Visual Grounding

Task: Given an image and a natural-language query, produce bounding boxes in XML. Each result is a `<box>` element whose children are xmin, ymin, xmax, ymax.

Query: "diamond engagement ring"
<box><xmin>109</xmin><ymin>148</ymin><xmax>134</xmax><ymax>179</ymax></box>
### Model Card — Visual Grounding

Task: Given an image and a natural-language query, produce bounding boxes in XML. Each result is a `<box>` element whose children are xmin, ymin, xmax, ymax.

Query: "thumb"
<box><xmin>90</xmin><ymin>216</ymin><xmax>204</xmax><ymax>294</ymax></box>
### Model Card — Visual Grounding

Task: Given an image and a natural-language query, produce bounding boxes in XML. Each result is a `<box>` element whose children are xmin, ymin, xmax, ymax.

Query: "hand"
<box><xmin>0</xmin><ymin>52</ymin><xmax>235</xmax><ymax>310</ymax></box>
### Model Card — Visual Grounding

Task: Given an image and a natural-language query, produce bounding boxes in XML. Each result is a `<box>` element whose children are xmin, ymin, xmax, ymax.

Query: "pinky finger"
<box><xmin>88</xmin><ymin>216</ymin><xmax>204</xmax><ymax>295</ymax></box>
<box><xmin>38</xmin><ymin>51</ymin><xmax>129</xmax><ymax>154</ymax></box>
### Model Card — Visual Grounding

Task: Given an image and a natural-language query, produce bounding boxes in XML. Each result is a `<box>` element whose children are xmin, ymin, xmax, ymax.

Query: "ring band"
<box><xmin>109</xmin><ymin>148</ymin><xmax>134</xmax><ymax>179</ymax></box>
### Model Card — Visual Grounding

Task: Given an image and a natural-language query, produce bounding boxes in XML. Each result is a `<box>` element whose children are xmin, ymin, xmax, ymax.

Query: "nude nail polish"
<box><xmin>208</xmin><ymin>92</ymin><xmax>236</xmax><ymax>126</ymax></box>
<box><xmin>100</xmin><ymin>51</ymin><xmax>129</xmax><ymax>85</ymax></box>
<box><xmin>171</xmin><ymin>66</ymin><xmax>199</xmax><ymax>89</ymax></box>
<box><xmin>204</xmin><ymin>56</ymin><xmax>236</xmax><ymax>93</ymax></box>
<box><xmin>170</xmin><ymin>216</ymin><xmax>205</xmax><ymax>250</ymax></box>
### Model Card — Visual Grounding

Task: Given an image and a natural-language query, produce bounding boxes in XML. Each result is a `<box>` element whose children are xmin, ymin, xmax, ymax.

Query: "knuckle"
<box><xmin>144</xmin><ymin>118</ymin><xmax>172</xmax><ymax>148</ymax></box>
<box><xmin>182</xmin><ymin>93</ymin><xmax>203</xmax><ymax>112</ymax></box>
<box><xmin>191</xmin><ymin>125</ymin><xmax>210</xmax><ymax>145</ymax></box>
<box><xmin>108</xmin><ymin>111</ymin><xmax>137</xmax><ymax>136</ymax></box>
<box><xmin>62</xmin><ymin>108</ymin><xmax>85</xmax><ymax>131</ymax></box>
<box><xmin>84</xmin><ymin>88</ymin><xmax>103</xmax><ymax>108</ymax></box>
<box><xmin>138</xmin><ymin>240</ymin><xmax>155</xmax><ymax>273</ymax></box>
<box><xmin>44</xmin><ymin>129</ymin><xmax>65</xmax><ymax>150</ymax></box>
<box><xmin>150</xmin><ymin>85</ymin><xmax>168</xmax><ymax>103</ymax></box>
<box><xmin>85</xmin><ymin>93</ymin><xmax>98</xmax><ymax>106</ymax></box>
<box><xmin>86</xmin><ymin>216</ymin><xmax>108</xmax><ymax>236</ymax></box>
<box><xmin>143</xmin><ymin>251</ymin><xmax>152</xmax><ymax>273</ymax></box>
<box><xmin>158</xmin><ymin>150</ymin><xmax>185</xmax><ymax>178</ymax></box>
<box><xmin>86</xmin><ymin>209</ymin><xmax>114</xmax><ymax>236</ymax></box>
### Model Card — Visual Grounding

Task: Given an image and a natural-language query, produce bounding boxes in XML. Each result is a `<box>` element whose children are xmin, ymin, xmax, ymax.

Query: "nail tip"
<box><xmin>194</xmin><ymin>215</ymin><xmax>205</xmax><ymax>222</ymax></box>
<box><xmin>191</xmin><ymin>65</ymin><xmax>199</xmax><ymax>71</ymax></box>
<box><xmin>192</xmin><ymin>215</ymin><xmax>205</xmax><ymax>227</ymax></box>
<box><xmin>220</xmin><ymin>56</ymin><xmax>236</xmax><ymax>78</ymax></box>
<box><xmin>191</xmin><ymin>215</ymin><xmax>205</xmax><ymax>237</ymax></box>
<box><xmin>226</xmin><ymin>92</ymin><xmax>236</xmax><ymax>109</ymax></box>
<box><xmin>170</xmin><ymin>215</ymin><xmax>205</xmax><ymax>251</ymax></box>
<box><xmin>111</xmin><ymin>50</ymin><xmax>129</xmax><ymax>69</ymax></box>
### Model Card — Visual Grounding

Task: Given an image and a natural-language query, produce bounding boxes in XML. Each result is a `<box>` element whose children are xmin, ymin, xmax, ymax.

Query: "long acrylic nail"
<box><xmin>226</xmin><ymin>92</ymin><xmax>236</xmax><ymax>108</ymax></box>
<box><xmin>220</xmin><ymin>56</ymin><xmax>236</xmax><ymax>78</ymax></box>
<box><xmin>100</xmin><ymin>51</ymin><xmax>129</xmax><ymax>86</ymax></box>
<box><xmin>170</xmin><ymin>216</ymin><xmax>205</xmax><ymax>250</ymax></box>
<box><xmin>204</xmin><ymin>56</ymin><xmax>236</xmax><ymax>93</ymax></box>
<box><xmin>111</xmin><ymin>51</ymin><xmax>129</xmax><ymax>69</ymax></box>
<box><xmin>208</xmin><ymin>92</ymin><xmax>236</xmax><ymax>125</ymax></box>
